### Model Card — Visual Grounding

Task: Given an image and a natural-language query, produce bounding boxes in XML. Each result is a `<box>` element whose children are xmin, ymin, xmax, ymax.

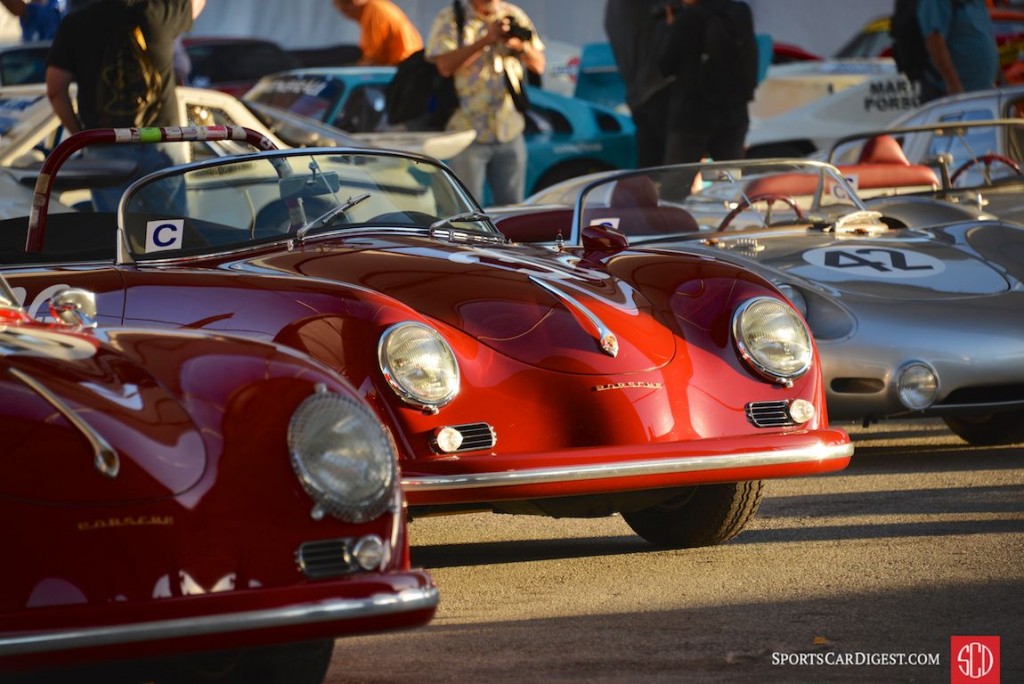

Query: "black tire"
<box><xmin>944</xmin><ymin>412</ymin><xmax>1024</xmax><ymax>446</ymax></box>
<box><xmin>622</xmin><ymin>480</ymin><xmax>765</xmax><ymax>549</ymax></box>
<box><xmin>157</xmin><ymin>639</ymin><xmax>335</xmax><ymax>684</ymax></box>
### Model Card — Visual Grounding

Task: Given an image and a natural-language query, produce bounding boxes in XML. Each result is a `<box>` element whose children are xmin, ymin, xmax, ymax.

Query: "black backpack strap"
<box><xmin>453</xmin><ymin>0</ymin><xmax>465</xmax><ymax>47</ymax></box>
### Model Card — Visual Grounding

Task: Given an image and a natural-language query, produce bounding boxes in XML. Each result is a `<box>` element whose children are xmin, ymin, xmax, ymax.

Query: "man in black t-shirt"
<box><xmin>45</xmin><ymin>0</ymin><xmax>205</xmax><ymax>211</ymax></box>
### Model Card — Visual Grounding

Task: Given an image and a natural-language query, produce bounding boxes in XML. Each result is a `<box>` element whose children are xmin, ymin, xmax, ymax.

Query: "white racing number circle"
<box><xmin>802</xmin><ymin>246</ymin><xmax>945</xmax><ymax>279</ymax></box>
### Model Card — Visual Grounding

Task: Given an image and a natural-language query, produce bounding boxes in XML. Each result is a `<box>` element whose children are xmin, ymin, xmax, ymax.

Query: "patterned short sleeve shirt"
<box><xmin>426</xmin><ymin>2</ymin><xmax>544</xmax><ymax>143</ymax></box>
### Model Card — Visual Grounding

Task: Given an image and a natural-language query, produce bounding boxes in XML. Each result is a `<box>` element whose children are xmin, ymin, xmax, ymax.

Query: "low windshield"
<box><xmin>120</xmin><ymin>149</ymin><xmax>489</xmax><ymax>261</ymax></box>
<box><xmin>243</xmin><ymin>99</ymin><xmax>364</xmax><ymax>148</ymax></box>
<box><xmin>247</xmin><ymin>75</ymin><xmax>343</xmax><ymax>123</ymax></box>
<box><xmin>577</xmin><ymin>160</ymin><xmax>864</xmax><ymax>240</ymax></box>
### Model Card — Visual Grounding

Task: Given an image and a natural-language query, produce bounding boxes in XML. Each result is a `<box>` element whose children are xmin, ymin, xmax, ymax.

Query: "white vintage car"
<box><xmin>746</xmin><ymin>67</ymin><xmax>918</xmax><ymax>159</ymax></box>
<box><xmin>0</xmin><ymin>83</ymin><xmax>474</xmax><ymax>217</ymax></box>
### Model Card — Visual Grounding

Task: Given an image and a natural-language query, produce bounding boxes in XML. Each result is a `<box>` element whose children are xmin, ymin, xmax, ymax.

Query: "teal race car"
<box><xmin>244</xmin><ymin>67</ymin><xmax>636</xmax><ymax>201</ymax></box>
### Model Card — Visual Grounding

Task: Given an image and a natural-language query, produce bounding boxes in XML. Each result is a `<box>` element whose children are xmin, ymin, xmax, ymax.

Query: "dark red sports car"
<box><xmin>1</xmin><ymin>126</ymin><xmax>853</xmax><ymax>553</ymax></box>
<box><xmin>0</xmin><ymin>271</ymin><xmax>436</xmax><ymax>682</ymax></box>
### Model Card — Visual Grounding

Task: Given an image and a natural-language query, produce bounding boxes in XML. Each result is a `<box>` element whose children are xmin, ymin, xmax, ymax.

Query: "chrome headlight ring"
<box><xmin>288</xmin><ymin>385</ymin><xmax>398</xmax><ymax>524</ymax></box>
<box><xmin>733</xmin><ymin>296</ymin><xmax>814</xmax><ymax>386</ymax></box>
<box><xmin>896</xmin><ymin>361</ymin><xmax>940</xmax><ymax>411</ymax></box>
<box><xmin>378</xmin><ymin>321</ymin><xmax>460</xmax><ymax>412</ymax></box>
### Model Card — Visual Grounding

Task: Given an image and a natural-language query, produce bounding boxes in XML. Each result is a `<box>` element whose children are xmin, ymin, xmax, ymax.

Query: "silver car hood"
<box><xmin>690</xmin><ymin>222</ymin><xmax>1022</xmax><ymax>300</ymax></box>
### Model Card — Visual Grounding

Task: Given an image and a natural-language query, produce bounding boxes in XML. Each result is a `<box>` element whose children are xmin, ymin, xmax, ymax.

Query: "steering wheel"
<box><xmin>253</xmin><ymin>198</ymin><xmax>332</xmax><ymax>238</ymax></box>
<box><xmin>717</xmin><ymin>193</ymin><xmax>805</xmax><ymax>232</ymax></box>
<box><xmin>949</xmin><ymin>153</ymin><xmax>1023</xmax><ymax>187</ymax></box>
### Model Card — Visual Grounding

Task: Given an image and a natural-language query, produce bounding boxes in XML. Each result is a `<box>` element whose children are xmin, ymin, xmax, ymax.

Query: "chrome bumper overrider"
<box><xmin>403</xmin><ymin>441</ymin><xmax>854</xmax><ymax>492</ymax></box>
<box><xmin>0</xmin><ymin>586</ymin><xmax>439</xmax><ymax>656</ymax></box>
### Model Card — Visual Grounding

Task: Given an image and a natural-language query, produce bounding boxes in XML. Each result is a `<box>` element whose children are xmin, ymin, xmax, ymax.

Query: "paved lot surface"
<box><xmin>326</xmin><ymin>419</ymin><xmax>1024</xmax><ymax>683</ymax></box>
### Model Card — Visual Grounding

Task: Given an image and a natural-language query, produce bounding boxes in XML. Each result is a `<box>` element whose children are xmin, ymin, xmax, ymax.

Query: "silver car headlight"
<box><xmin>733</xmin><ymin>297</ymin><xmax>813</xmax><ymax>385</ymax></box>
<box><xmin>896</xmin><ymin>362</ymin><xmax>939</xmax><ymax>410</ymax></box>
<box><xmin>288</xmin><ymin>385</ymin><xmax>397</xmax><ymax>523</ymax></box>
<box><xmin>378</xmin><ymin>322</ymin><xmax>459</xmax><ymax>410</ymax></box>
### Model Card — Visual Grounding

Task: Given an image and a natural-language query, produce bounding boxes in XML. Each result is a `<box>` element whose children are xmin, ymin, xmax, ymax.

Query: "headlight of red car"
<box><xmin>378</xmin><ymin>322</ymin><xmax>460</xmax><ymax>412</ymax></box>
<box><xmin>288</xmin><ymin>385</ymin><xmax>398</xmax><ymax>523</ymax></box>
<box><xmin>733</xmin><ymin>297</ymin><xmax>813</xmax><ymax>386</ymax></box>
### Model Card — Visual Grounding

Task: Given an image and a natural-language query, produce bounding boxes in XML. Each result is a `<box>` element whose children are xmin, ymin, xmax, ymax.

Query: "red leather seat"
<box><xmin>586</xmin><ymin>175</ymin><xmax>698</xmax><ymax>236</ymax></box>
<box><xmin>837</xmin><ymin>134</ymin><xmax>940</xmax><ymax>190</ymax></box>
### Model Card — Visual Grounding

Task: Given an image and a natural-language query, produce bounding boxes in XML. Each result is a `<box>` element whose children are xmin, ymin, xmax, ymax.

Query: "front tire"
<box><xmin>622</xmin><ymin>481</ymin><xmax>765</xmax><ymax>549</ymax></box>
<box><xmin>944</xmin><ymin>412</ymin><xmax>1024</xmax><ymax>446</ymax></box>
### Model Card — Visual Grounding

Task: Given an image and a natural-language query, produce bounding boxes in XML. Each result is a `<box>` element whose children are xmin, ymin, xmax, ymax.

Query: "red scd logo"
<box><xmin>951</xmin><ymin>636</ymin><xmax>1000</xmax><ymax>684</ymax></box>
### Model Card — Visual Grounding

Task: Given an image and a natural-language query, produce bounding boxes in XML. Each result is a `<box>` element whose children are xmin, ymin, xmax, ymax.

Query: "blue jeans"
<box><xmin>84</xmin><ymin>143</ymin><xmax>185</xmax><ymax>214</ymax></box>
<box><xmin>446</xmin><ymin>135</ymin><xmax>527</xmax><ymax>206</ymax></box>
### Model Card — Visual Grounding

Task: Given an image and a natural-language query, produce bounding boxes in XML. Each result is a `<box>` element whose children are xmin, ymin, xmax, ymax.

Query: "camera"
<box><xmin>650</xmin><ymin>0</ymin><xmax>684</xmax><ymax>20</ymax></box>
<box><xmin>504</xmin><ymin>16</ymin><xmax>533</xmax><ymax>42</ymax></box>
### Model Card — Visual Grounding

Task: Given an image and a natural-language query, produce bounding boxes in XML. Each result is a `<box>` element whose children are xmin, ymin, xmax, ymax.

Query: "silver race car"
<box><xmin>491</xmin><ymin>159</ymin><xmax>1024</xmax><ymax>445</ymax></box>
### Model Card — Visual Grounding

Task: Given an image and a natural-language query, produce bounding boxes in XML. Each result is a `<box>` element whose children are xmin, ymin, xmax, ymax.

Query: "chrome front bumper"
<box><xmin>0</xmin><ymin>586</ymin><xmax>439</xmax><ymax>657</ymax></box>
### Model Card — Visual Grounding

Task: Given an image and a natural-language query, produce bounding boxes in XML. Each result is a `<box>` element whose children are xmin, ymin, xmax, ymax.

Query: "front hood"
<box><xmin>693</xmin><ymin>222</ymin><xmax>1021</xmax><ymax>300</ymax></box>
<box><xmin>239</xmin><ymin>234</ymin><xmax>678</xmax><ymax>374</ymax></box>
<box><xmin>0</xmin><ymin>327</ymin><xmax>206</xmax><ymax>504</ymax></box>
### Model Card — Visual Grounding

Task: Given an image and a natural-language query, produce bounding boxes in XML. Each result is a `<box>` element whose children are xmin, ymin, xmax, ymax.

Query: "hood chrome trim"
<box><xmin>529</xmin><ymin>276</ymin><xmax>619</xmax><ymax>357</ymax></box>
<box><xmin>8</xmin><ymin>367</ymin><xmax>120</xmax><ymax>478</ymax></box>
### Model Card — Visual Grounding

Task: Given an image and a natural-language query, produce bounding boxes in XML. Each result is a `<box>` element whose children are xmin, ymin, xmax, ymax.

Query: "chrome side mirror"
<box><xmin>50</xmin><ymin>289</ymin><xmax>98</xmax><ymax>328</ymax></box>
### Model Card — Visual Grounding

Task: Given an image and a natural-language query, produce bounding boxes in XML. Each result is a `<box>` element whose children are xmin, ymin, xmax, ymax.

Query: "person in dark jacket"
<box><xmin>658</xmin><ymin>0</ymin><xmax>756</xmax><ymax>164</ymax></box>
<box><xmin>604</xmin><ymin>0</ymin><xmax>675</xmax><ymax>168</ymax></box>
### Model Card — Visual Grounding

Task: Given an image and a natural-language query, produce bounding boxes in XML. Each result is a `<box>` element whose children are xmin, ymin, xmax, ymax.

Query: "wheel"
<box><xmin>717</xmin><ymin>193</ymin><xmax>804</xmax><ymax>231</ymax></box>
<box><xmin>622</xmin><ymin>480</ymin><xmax>765</xmax><ymax>548</ymax></box>
<box><xmin>156</xmin><ymin>639</ymin><xmax>335</xmax><ymax>684</ymax></box>
<box><xmin>950</xmin><ymin>153</ymin><xmax>1023</xmax><ymax>186</ymax></box>
<box><xmin>944</xmin><ymin>412</ymin><xmax>1024</xmax><ymax>446</ymax></box>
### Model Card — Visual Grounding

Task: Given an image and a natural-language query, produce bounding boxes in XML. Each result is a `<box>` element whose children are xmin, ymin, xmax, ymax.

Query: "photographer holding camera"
<box><xmin>426</xmin><ymin>0</ymin><xmax>545</xmax><ymax>204</ymax></box>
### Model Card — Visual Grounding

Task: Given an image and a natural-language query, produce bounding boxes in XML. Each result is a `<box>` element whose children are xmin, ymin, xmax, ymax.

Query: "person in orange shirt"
<box><xmin>333</xmin><ymin>0</ymin><xmax>423</xmax><ymax>66</ymax></box>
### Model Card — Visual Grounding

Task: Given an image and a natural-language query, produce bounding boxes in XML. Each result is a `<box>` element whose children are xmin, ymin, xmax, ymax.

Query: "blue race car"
<box><xmin>244</xmin><ymin>67</ymin><xmax>636</xmax><ymax>200</ymax></box>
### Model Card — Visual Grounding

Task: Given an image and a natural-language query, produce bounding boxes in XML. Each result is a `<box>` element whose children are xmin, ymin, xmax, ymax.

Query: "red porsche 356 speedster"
<box><xmin>0</xmin><ymin>126</ymin><xmax>853</xmax><ymax>556</ymax></box>
<box><xmin>0</xmin><ymin>272</ymin><xmax>436</xmax><ymax>681</ymax></box>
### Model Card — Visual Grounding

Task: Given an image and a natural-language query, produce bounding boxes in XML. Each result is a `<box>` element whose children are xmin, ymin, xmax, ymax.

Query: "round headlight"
<box><xmin>288</xmin><ymin>386</ymin><xmax>397</xmax><ymax>523</ymax></box>
<box><xmin>733</xmin><ymin>297</ymin><xmax>813</xmax><ymax>384</ymax></box>
<box><xmin>378</xmin><ymin>322</ymin><xmax>459</xmax><ymax>410</ymax></box>
<box><xmin>897</xmin><ymin>362</ymin><xmax>939</xmax><ymax>410</ymax></box>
